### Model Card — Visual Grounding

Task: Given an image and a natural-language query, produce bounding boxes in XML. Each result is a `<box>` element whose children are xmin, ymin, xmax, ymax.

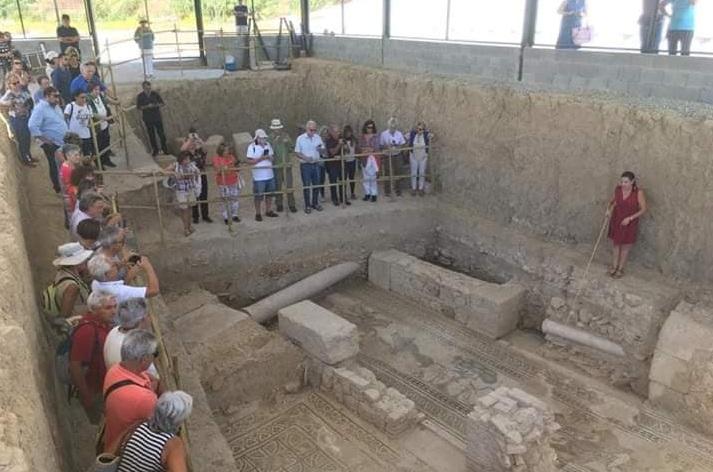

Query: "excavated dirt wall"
<box><xmin>119</xmin><ymin>70</ymin><xmax>309</xmax><ymax>153</ymax></box>
<box><xmin>0</xmin><ymin>131</ymin><xmax>65</xmax><ymax>470</ymax></box>
<box><xmin>295</xmin><ymin>59</ymin><xmax>713</xmax><ymax>283</ymax></box>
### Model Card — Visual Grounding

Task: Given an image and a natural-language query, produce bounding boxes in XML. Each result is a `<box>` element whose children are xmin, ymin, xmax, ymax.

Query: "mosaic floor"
<box><xmin>314</xmin><ymin>281</ymin><xmax>713</xmax><ymax>472</ymax></box>
<box><xmin>221</xmin><ymin>392</ymin><xmax>433</xmax><ymax>472</ymax></box>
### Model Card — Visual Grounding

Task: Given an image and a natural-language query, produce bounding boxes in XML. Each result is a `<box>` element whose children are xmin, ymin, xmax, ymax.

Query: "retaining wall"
<box><xmin>0</xmin><ymin>130</ymin><xmax>64</xmax><ymax>469</ymax></box>
<box><xmin>310</xmin><ymin>35</ymin><xmax>713</xmax><ymax>103</ymax></box>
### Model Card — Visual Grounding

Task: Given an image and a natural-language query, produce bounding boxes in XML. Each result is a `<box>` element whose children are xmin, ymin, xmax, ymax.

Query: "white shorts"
<box><xmin>175</xmin><ymin>190</ymin><xmax>196</xmax><ymax>210</ymax></box>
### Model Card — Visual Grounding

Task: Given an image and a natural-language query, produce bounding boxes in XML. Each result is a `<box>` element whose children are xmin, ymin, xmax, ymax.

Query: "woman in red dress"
<box><xmin>606</xmin><ymin>171</ymin><xmax>647</xmax><ymax>278</ymax></box>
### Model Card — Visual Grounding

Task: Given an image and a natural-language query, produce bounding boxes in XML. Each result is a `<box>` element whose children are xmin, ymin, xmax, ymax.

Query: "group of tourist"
<box><xmin>46</xmin><ymin>201</ymin><xmax>192</xmax><ymax>470</ymax></box>
<box><xmin>557</xmin><ymin>0</ymin><xmax>698</xmax><ymax>55</ymax></box>
<box><xmin>147</xmin><ymin>108</ymin><xmax>433</xmax><ymax>234</ymax></box>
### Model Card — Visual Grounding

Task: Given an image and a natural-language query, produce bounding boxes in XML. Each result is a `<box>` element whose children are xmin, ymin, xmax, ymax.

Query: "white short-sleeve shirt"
<box><xmin>91</xmin><ymin>279</ymin><xmax>147</xmax><ymax>303</ymax></box>
<box><xmin>247</xmin><ymin>142</ymin><xmax>275</xmax><ymax>182</ymax></box>
<box><xmin>294</xmin><ymin>133</ymin><xmax>324</xmax><ymax>163</ymax></box>
<box><xmin>64</xmin><ymin>102</ymin><xmax>92</xmax><ymax>139</ymax></box>
<box><xmin>104</xmin><ymin>326</ymin><xmax>159</xmax><ymax>377</ymax></box>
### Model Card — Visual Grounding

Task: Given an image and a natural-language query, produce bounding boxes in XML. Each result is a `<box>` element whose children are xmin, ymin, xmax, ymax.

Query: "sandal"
<box><xmin>607</xmin><ymin>266</ymin><xmax>618</xmax><ymax>277</ymax></box>
<box><xmin>612</xmin><ymin>269</ymin><xmax>624</xmax><ymax>279</ymax></box>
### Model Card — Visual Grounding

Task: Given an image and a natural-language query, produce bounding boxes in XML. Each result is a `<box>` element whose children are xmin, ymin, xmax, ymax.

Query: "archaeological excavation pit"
<box><xmin>6</xmin><ymin>51</ymin><xmax>713</xmax><ymax>472</ymax></box>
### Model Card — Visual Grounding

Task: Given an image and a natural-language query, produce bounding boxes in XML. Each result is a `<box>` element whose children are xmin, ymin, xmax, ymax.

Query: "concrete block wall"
<box><xmin>521</xmin><ymin>48</ymin><xmax>713</xmax><ymax>102</ymax></box>
<box><xmin>310</xmin><ymin>35</ymin><xmax>713</xmax><ymax>104</ymax></box>
<box><xmin>311</xmin><ymin>35</ymin><xmax>383</xmax><ymax>68</ymax></box>
<box><xmin>13</xmin><ymin>38</ymin><xmax>95</xmax><ymax>59</ymax></box>
<box><xmin>311</xmin><ymin>35</ymin><xmax>519</xmax><ymax>82</ymax></box>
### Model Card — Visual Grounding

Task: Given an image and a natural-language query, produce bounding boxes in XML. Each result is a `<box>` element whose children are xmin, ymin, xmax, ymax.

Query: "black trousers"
<box><xmin>326</xmin><ymin>162</ymin><xmax>344</xmax><ymax>203</ymax></box>
<box><xmin>344</xmin><ymin>160</ymin><xmax>357</xmax><ymax>196</ymax></box>
<box><xmin>144</xmin><ymin>120</ymin><xmax>167</xmax><ymax>154</ymax></box>
<box><xmin>192</xmin><ymin>174</ymin><xmax>209</xmax><ymax>220</ymax></box>
<box><xmin>41</xmin><ymin>142</ymin><xmax>61</xmax><ymax>192</ymax></box>
<box><xmin>668</xmin><ymin>29</ymin><xmax>694</xmax><ymax>56</ymax></box>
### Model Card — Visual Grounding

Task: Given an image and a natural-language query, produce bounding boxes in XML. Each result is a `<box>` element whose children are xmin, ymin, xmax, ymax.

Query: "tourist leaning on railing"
<box><xmin>294</xmin><ymin>120</ymin><xmax>324</xmax><ymax>214</ymax></box>
<box><xmin>49</xmin><ymin>242</ymin><xmax>92</xmax><ymax>321</ymax></box>
<box><xmin>341</xmin><ymin>125</ymin><xmax>358</xmax><ymax>201</ymax></box>
<box><xmin>102</xmin><ymin>329</ymin><xmax>160</xmax><ymax>454</ymax></box>
<box><xmin>325</xmin><ymin>124</ymin><xmax>349</xmax><ymax>207</ymax></box>
<box><xmin>69</xmin><ymin>290</ymin><xmax>117</xmax><ymax>424</ymax></box>
<box><xmin>181</xmin><ymin>127</ymin><xmax>212</xmax><ymax>224</ymax></box>
<box><xmin>164</xmin><ymin>150</ymin><xmax>201</xmax><ymax>236</ymax></box>
<box><xmin>247</xmin><ymin>128</ymin><xmax>279</xmax><ymax>222</ymax></box>
<box><xmin>88</xmin><ymin>251</ymin><xmax>160</xmax><ymax>303</ymax></box>
<box><xmin>379</xmin><ymin>117</ymin><xmax>407</xmax><ymax>197</ymax></box>
<box><xmin>212</xmin><ymin>143</ymin><xmax>241</xmax><ymax>224</ymax></box>
<box><xmin>268</xmin><ymin>118</ymin><xmax>298</xmax><ymax>213</ymax></box>
<box><xmin>408</xmin><ymin>121</ymin><xmax>431</xmax><ymax>197</ymax></box>
<box><xmin>113</xmin><ymin>391</ymin><xmax>193</xmax><ymax>472</ymax></box>
<box><xmin>88</xmin><ymin>82</ymin><xmax>117</xmax><ymax>168</ymax></box>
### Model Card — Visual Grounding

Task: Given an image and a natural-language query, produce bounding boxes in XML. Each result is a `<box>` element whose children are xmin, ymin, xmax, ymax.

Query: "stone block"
<box><xmin>466</xmin><ymin>388</ymin><xmax>559</xmax><ymax>472</ymax></box>
<box><xmin>278</xmin><ymin>301</ymin><xmax>359</xmax><ymax>364</ymax></box>
<box><xmin>371</xmin><ymin>250</ymin><xmax>524</xmax><ymax>339</ymax></box>
<box><xmin>204</xmin><ymin>134</ymin><xmax>225</xmax><ymax>160</ymax></box>
<box><xmin>649</xmin><ymin>350</ymin><xmax>690</xmax><ymax>393</ymax></box>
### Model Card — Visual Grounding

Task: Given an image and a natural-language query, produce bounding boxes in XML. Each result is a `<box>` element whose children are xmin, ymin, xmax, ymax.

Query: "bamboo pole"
<box><xmin>175</xmin><ymin>24</ymin><xmax>183</xmax><ymax>77</ymax></box>
<box><xmin>151</xmin><ymin>171</ymin><xmax>166</xmax><ymax>245</ymax></box>
<box><xmin>340</xmin><ymin>141</ymin><xmax>346</xmax><ymax>208</ymax></box>
<box><xmin>90</xmin><ymin>118</ymin><xmax>104</xmax><ymax>172</ymax></box>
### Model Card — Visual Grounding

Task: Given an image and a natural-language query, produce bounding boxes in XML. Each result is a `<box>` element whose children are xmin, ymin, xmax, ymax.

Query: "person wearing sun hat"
<box><xmin>268</xmin><ymin>118</ymin><xmax>297</xmax><ymax>213</ymax></box>
<box><xmin>50</xmin><ymin>242</ymin><xmax>92</xmax><ymax>320</ymax></box>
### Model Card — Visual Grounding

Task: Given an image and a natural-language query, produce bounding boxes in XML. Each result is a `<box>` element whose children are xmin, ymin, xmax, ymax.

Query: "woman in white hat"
<box><xmin>246</xmin><ymin>128</ymin><xmax>278</xmax><ymax>221</ymax></box>
<box><xmin>48</xmin><ymin>242</ymin><xmax>92</xmax><ymax>321</ymax></box>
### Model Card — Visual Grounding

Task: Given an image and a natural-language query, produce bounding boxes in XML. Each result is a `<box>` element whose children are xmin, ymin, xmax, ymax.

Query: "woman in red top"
<box><xmin>606</xmin><ymin>171</ymin><xmax>647</xmax><ymax>278</ymax></box>
<box><xmin>211</xmin><ymin>143</ymin><xmax>241</xmax><ymax>224</ymax></box>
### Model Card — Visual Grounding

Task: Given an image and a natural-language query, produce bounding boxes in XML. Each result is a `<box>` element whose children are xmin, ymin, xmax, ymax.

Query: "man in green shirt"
<box><xmin>268</xmin><ymin>119</ymin><xmax>297</xmax><ymax>213</ymax></box>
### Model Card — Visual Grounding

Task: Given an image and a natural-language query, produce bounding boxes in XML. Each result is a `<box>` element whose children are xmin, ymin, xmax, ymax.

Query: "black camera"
<box><xmin>263</xmin><ymin>149</ymin><xmax>270</xmax><ymax>156</ymax></box>
<box><xmin>128</xmin><ymin>254</ymin><xmax>142</xmax><ymax>264</ymax></box>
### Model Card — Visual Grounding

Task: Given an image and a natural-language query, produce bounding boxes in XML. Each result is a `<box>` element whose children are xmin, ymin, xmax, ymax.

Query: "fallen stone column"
<box><xmin>467</xmin><ymin>387</ymin><xmax>560</xmax><ymax>472</ymax></box>
<box><xmin>244</xmin><ymin>262</ymin><xmax>360</xmax><ymax>323</ymax></box>
<box><xmin>541</xmin><ymin>318</ymin><xmax>625</xmax><ymax>357</ymax></box>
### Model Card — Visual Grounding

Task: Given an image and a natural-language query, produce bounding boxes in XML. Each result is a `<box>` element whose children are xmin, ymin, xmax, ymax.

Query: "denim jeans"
<box><xmin>300</xmin><ymin>162</ymin><xmax>321</xmax><ymax>208</ymax></box>
<box><xmin>9</xmin><ymin>115</ymin><xmax>31</xmax><ymax>163</ymax></box>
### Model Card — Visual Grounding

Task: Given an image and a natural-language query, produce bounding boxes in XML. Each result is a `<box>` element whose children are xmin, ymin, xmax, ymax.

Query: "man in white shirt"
<box><xmin>247</xmin><ymin>128</ymin><xmax>278</xmax><ymax>222</ymax></box>
<box><xmin>64</xmin><ymin>90</ymin><xmax>94</xmax><ymax>157</ymax></box>
<box><xmin>379</xmin><ymin>117</ymin><xmax>406</xmax><ymax>197</ymax></box>
<box><xmin>294</xmin><ymin>120</ymin><xmax>325</xmax><ymax>214</ymax></box>
<box><xmin>87</xmin><ymin>252</ymin><xmax>160</xmax><ymax>303</ymax></box>
<box><xmin>104</xmin><ymin>297</ymin><xmax>159</xmax><ymax>377</ymax></box>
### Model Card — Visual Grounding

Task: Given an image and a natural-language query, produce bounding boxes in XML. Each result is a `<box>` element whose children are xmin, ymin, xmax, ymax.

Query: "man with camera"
<box><xmin>247</xmin><ymin>129</ymin><xmax>278</xmax><ymax>222</ymax></box>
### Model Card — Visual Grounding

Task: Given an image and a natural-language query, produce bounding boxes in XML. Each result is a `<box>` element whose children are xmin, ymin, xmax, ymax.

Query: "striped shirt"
<box><xmin>118</xmin><ymin>422</ymin><xmax>174</xmax><ymax>472</ymax></box>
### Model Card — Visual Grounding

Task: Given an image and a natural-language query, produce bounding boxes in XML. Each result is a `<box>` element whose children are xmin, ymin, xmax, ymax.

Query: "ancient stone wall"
<box><xmin>294</xmin><ymin>58</ymin><xmax>713</xmax><ymax>283</ymax></box>
<box><xmin>0</xmin><ymin>132</ymin><xmax>64</xmax><ymax>470</ymax></box>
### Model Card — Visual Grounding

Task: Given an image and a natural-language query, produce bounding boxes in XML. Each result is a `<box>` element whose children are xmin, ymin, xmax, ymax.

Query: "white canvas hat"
<box><xmin>254</xmin><ymin>128</ymin><xmax>268</xmax><ymax>139</ymax></box>
<box><xmin>269</xmin><ymin>119</ymin><xmax>283</xmax><ymax>130</ymax></box>
<box><xmin>52</xmin><ymin>242</ymin><xmax>93</xmax><ymax>267</ymax></box>
<box><xmin>45</xmin><ymin>51</ymin><xmax>59</xmax><ymax>62</ymax></box>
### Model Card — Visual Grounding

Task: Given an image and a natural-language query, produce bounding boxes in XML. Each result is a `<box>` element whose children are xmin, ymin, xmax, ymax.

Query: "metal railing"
<box><xmin>56</xmin><ymin>144</ymin><xmax>434</xmax><ymax>246</ymax></box>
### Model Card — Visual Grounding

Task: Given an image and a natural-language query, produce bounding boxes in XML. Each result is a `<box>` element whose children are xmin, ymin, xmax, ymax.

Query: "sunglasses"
<box><xmin>12</xmin><ymin>61</ymin><xmax>21</xmax><ymax>65</ymax></box>
<box><xmin>51</xmin><ymin>93</ymin><xmax>60</xmax><ymax>97</ymax></box>
<box><xmin>152</xmin><ymin>350</ymin><xmax>160</xmax><ymax>358</ymax></box>
<box><xmin>10</xmin><ymin>82</ymin><xmax>19</xmax><ymax>85</ymax></box>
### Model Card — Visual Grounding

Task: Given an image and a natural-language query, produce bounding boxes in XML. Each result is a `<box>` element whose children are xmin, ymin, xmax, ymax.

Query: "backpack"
<box><xmin>41</xmin><ymin>272</ymin><xmax>87</xmax><ymax>320</ymax></box>
<box><xmin>55</xmin><ymin>320</ymin><xmax>99</xmax><ymax>385</ymax></box>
